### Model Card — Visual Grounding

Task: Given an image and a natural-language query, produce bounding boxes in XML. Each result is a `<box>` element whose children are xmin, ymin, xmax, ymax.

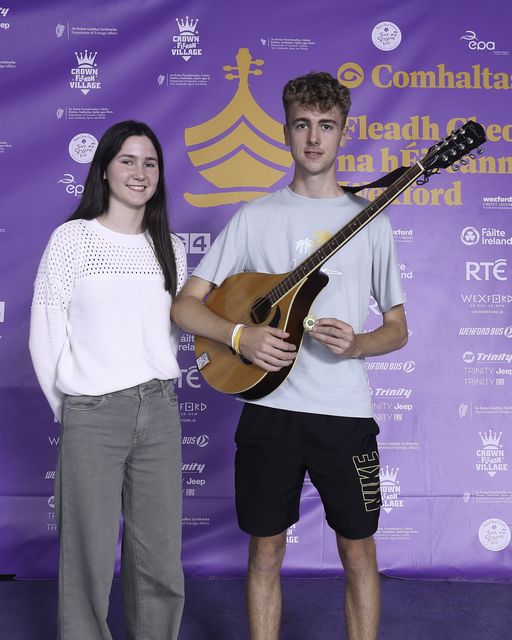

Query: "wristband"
<box><xmin>230</xmin><ymin>323</ymin><xmax>245</xmax><ymax>351</ymax></box>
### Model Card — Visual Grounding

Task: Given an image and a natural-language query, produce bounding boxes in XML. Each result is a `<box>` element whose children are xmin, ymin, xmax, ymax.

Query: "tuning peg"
<box><xmin>477</xmin><ymin>147</ymin><xmax>484</xmax><ymax>155</ymax></box>
<box><xmin>468</xmin><ymin>153</ymin><xmax>476</xmax><ymax>159</ymax></box>
<box><xmin>441</xmin><ymin>154</ymin><xmax>449</xmax><ymax>163</ymax></box>
<box><xmin>460</xmin><ymin>157</ymin><xmax>468</xmax><ymax>165</ymax></box>
<box><xmin>452</xmin><ymin>164</ymin><xmax>460</xmax><ymax>171</ymax></box>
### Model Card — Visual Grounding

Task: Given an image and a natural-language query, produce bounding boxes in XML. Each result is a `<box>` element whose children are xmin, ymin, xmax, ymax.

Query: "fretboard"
<box><xmin>267</xmin><ymin>162</ymin><xmax>425</xmax><ymax>306</ymax></box>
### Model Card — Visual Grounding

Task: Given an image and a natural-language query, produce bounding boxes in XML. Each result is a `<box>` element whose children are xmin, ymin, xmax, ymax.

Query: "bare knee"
<box><xmin>248</xmin><ymin>533</ymin><xmax>287</xmax><ymax>577</ymax></box>
<box><xmin>336</xmin><ymin>534</ymin><xmax>377</xmax><ymax>577</ymax></box>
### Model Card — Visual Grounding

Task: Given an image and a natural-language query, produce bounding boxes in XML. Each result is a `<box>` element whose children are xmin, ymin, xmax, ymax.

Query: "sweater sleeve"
<box><xmin>29</xmin><ymin>224</ymin><xmax>78</xmax><ymax>421</ymax></box>
<box><xmin>171</xmin><ymin>233</ymin><xmax>188</xmax><ymax>293</ymax></box>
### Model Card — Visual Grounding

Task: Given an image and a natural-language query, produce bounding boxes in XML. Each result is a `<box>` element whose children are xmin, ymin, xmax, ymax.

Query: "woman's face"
<box><xmin>104</xmin><ymin>135</ymin><xmax>159</xmax><ymax>214</ymax></box>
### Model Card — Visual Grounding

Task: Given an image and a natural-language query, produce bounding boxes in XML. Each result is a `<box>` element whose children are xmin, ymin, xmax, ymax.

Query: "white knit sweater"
<box><xmin>29</xmin><ymin>218</ymin><xmax>187</xmax><ymax>420</ymax></box>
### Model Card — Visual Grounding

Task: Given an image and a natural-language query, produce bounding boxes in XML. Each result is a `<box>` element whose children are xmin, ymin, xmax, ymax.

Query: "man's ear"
<box><xmin>283</xmin><ymin>123</ymin><xmax>290</xmax><ymax>147</ymax></box>
<box><xmin>339</xmin><ymin>125</ymin><xmax>349</xmax><ymax>148</ymax></box>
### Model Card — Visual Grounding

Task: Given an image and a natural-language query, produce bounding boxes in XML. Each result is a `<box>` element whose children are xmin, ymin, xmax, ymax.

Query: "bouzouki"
<box><xmin>195</xmin><ymin>121</ymin><xmax>486</xmax><ymax>399</ymax></box>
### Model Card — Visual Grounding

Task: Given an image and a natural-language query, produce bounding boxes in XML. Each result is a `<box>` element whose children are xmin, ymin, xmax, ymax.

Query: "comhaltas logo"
<box><xmin>336</xmin><ymin>61</ymin><xmax>512</xmax><ymax>90</ymax></box>
<box><xmin>337</xmin><ymin>62</ymin><xmax>364</xmax><ymax>89</ymax></box>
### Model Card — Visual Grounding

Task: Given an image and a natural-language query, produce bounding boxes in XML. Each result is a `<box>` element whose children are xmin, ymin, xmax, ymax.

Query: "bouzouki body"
<box><xmin>195</xmin><ymin>269</ymin><xmax>328</xmax><ymax>399</ymax></box>
<box><xmin>194</xmin><ymin>121</ymin><xmax>486</xmax><ymax>398</ymax></box>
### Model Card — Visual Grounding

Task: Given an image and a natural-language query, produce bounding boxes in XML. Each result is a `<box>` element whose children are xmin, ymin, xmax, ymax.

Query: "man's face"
<box><xmin>284</xmin><ymin>102</ymin><xmax>347</xmax><ymax>179</ymax></box>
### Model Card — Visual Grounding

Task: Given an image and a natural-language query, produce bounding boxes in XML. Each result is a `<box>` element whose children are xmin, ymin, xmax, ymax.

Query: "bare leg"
<box><xmin>336</xmin><ymin>534</ymin><xmax>380</xmax><ymax>640</ymax></box>
<box><xmin>247</xmin><ymin>532</ymin><xmax>287</xmax><ymax>640</ymax></box>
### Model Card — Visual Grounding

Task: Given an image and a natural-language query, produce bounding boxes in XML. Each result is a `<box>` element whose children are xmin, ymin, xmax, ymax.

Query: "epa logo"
<box><xmin>460</xmin><ymin>31</ymin><xmax>496</xmax><ymax>51</ymax></box>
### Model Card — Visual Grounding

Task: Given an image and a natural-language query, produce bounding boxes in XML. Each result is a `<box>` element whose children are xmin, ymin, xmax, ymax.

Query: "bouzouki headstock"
<box><xmin>422</xmin><ymin>120</ymin><xmax>486</xmax><ymax>174</ymax></box>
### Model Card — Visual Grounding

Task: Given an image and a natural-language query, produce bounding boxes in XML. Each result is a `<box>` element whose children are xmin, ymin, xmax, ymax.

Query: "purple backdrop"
<box><xmin>0</xmin><ymin>0</ymin><xmax>511</xmax><ymax>580</ymax></box>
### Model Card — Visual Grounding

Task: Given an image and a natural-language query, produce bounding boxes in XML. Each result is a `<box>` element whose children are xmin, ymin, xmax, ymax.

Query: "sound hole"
<box><xmin>250</xmin><ymin>297</ymin><xmax>271</xmax><ymax>324</ymax></box>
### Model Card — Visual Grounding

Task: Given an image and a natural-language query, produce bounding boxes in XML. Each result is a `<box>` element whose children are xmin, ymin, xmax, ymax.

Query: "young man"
<box><xmin>171</xmin><ymin>71</ymin><xmax>408</xmax><ymax>640</ymax></box>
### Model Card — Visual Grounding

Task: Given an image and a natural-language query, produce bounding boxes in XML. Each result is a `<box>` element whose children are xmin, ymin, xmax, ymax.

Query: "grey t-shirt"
<box><xmin>194</xmin><ymin>187</ymin><xmax>405</xmax><ymax>417</ymax></box>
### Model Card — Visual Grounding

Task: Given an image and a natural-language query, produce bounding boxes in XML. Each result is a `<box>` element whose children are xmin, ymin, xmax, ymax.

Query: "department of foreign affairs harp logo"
<box><xmin>183</xmin><ymin>48</ymin><xmax>293</xmax><ymax>208</ymax></box>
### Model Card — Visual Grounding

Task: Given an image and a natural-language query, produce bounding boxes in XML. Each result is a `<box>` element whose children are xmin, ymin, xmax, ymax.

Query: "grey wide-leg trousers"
<box><xmin>55</xmin><ymin>379</ymin><xmax>184</xmax><ymax>640</ymax></box>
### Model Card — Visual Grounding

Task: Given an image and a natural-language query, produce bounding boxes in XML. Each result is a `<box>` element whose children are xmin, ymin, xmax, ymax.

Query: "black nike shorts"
<box><xmin>234</xmin><ymin>403</ymin><xmax>381</xmax><ymax>539</ymax></box>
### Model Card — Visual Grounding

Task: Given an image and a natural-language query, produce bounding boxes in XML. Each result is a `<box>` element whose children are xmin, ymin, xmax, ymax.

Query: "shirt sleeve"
<box><xmin>192</xmin><ymin>207</ymin><xmax>249</xmax><ymax>286</ymax></box>
<box><xmin>171</xmin><ymin>233</ymin><xmax>188</xmax><ymax>294</ymax></box>
<box><xmin>369</xmin><ymin>213</ymin><xmax>405</xmax><ymax>313</ymax></box>
<box><xmin>29</xmin><ymin>224</ymin><xmax>77</xmax><ymax>421</ymax></box>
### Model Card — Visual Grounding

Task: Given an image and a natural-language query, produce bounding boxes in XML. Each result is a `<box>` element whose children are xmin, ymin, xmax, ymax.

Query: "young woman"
<box><xmin>29</xmin><ymin>121</ymin><xmax>187</xmax><ymax>640</ymax></box>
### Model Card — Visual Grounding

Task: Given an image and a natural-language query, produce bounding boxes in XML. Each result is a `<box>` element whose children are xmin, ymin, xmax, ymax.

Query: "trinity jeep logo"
<box><xmin>463</xmin><ymin>351</ymin><xmax>512</xmax><ymax>365</ymax></box>
<box><xmin>372</xmin><ymin>22</ymin><xmax>402</xmax><ymax>52</ymax></box>
<box><xmin>461</xmin><ymin>226</ymin><xmax>512</xmax><ymax>246</ymax></box>
<box><xmin>379</xmin><ymin>465</ymin><xmax>404</xmax><ymax>513</ymax></box>
<box><xmin>476</xmin><ymin>430</ymin><xmax>507</xmax><ymax>477</ymax></box>
<box><xmin>460</xmin><ymin>30</ymin><xmax>496</xmax><ymax>52</ymax></box>
<box><xmin>68</xmin><ymin>133</ymin><xmax>98</xmax><ymax>163</ymax></box>
<box><xmin>352</xmin><ymin>452</ymin><xmax>381</xmax><ymax>512</ymax></box>
<box><xmin>182</xmin><ymin>462</ymin><xmax>206</xmax><ymax>494</ymax></box>
<box><xmin>478</xmin><ymin>518</ymin><xmax>511</xmax><ymax>551</ymax></box>
<box><xmin>70</xmin><ymin>50</ymin><xmax>101</xmax><ymax>95</ymax></box>
<box><xmin>172</xmin><ymin>17</ymin><xmax>202</xmax><ymax>61</ymax></box>
<box><xmin>372</xmin><ymin>387</ymin><xmax>412</xmax><ymax>399</ymax></box>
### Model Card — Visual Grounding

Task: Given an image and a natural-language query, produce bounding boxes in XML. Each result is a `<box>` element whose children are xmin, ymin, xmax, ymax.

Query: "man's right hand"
<box><xmin>239</xmin><ymin>326</ymin><xmax>297</xmax><ymax>371</ymax></box>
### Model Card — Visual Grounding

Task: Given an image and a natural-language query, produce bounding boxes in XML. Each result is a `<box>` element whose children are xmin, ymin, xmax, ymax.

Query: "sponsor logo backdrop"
<box><xmin>0</xmin><ymin>0</ymin><xmax>511</xmax><ymax>579</ymax></box>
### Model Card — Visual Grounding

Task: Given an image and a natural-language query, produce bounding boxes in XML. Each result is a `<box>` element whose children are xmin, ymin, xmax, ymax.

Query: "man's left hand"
<box><xmin>309</xmin><ymin>317</ymin><xmax>362</xmax><ymax>358</ymax></box>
